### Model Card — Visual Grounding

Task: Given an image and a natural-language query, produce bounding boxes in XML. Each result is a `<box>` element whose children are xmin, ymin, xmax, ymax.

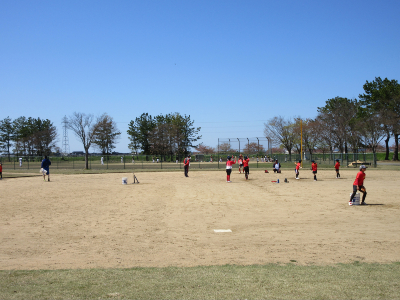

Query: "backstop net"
<box><xmin>217</xmin><ymin>137</ymin><xmax>271</xmax><ymax>157</ymax></box>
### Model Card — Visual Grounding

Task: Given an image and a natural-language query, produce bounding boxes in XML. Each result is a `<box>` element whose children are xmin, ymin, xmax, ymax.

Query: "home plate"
<box><xmin>214</xmin><ymin>229</ymin><xmax>232</xmax><ymax>233</ymax></box>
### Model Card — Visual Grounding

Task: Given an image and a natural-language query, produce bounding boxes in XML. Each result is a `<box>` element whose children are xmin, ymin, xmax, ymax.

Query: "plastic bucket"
<box><xmin>350</xmin><ymin>193</ymin><xmax>360</xmax><ymax>205</ymax></box>
<box><xmin>122</xmin><ymin>177</ymin><xmax>128</xmax><ymax>185</ymax></box>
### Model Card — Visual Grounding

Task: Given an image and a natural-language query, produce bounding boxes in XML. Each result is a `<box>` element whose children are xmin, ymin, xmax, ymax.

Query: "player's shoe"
<box><xmin>361</xmin><ymin>202</ymin><xmax>367</xmax><ymax>205</ymax></box>
<box><xmin>296</xmin><ymin>178</ymin><xmax>299</xmax><ymax>180</ymax></box>
<box><xmin>349</xmin><ymin>201</ymin><xmax>353</xmax><ymax>206</ymax></box>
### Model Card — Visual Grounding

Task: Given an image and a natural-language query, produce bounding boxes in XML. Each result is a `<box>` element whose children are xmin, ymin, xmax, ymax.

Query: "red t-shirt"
<box><xmin>242</xmin><ymin>158</ymin><xmax>250</xmax><ymax>167</ymax></box>
<box><xmin>353</xmin><ymin>171</ymin><xmax>366</xmax><ymax>186</ymax></box>
<box><xmin>311</xmin><ymin>163</ymin><xmax>317</xmax><ymax>171</ymax></box>
<box><xmin>184</xmin><ymin>158</ymin><xmax>190</xmax><ymax>166</ymax></box>
<box><xmin>296</xmin><ymin>162</ymin><xmax>301</xmax><ymax>170</ymax></box>
<box><xmin>0</xmin><ymin>164</ymin><xmax>2</xmax><ymax>172</ymax></box>
<box><xmin>226</xmin><ymin>159</ymin><xmax>236</xmax><ymax>169</ymax></box>
<box><xmin>335</xmin><ymin>162</ymin><xmax>340</xmax><ymax>170</ymax></box>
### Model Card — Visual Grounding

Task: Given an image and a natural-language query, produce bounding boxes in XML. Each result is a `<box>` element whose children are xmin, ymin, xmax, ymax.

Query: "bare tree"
<box><xmin>92</xmin><ymin>114</ymin><xmax>121</xmax><ymax>155</ymax></box>
<box><xmin>243</xmin><ymin>142</ymin><xmax>265</xmax><ymax>154</ymax></box>
<box><xmin>218</xmin><ymin>142</ymin><xmax>234</xmax><ymax>153</ymax></box>
<box><xmin>264</xmin><ymin>116</ymin><xmax>296</xmax><ymax>160</ymax></box>
<box><xmin>195</xmin><ymin>143</ymin><xmax>215</xmax><ymax>154</ymax></box>
<box><xmin>67</xmin><ymin>112</ymin><xmax>98</xmax><ymax>169</ymax></box>
<box><xmin>357</xmin><ymin>112</ymin><xmax>386</xmax><ymax>154</ymax></box>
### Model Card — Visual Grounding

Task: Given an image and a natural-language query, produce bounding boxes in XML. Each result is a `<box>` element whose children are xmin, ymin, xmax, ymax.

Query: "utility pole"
<box><xmin>62</xmin><ymin>116</ymin><xmax>70</xmax><ymax>156</ymax></box>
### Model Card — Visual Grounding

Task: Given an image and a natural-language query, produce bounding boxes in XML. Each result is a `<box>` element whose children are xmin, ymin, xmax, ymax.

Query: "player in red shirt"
<box><xmin>295</xmin><ymin>160</ymin><xmax>302</xmax><ymax>179</ymax></box>
<box><xmin>242</xmin><ymin>155</ymin><xmax>250</xmax><ymax>180</ymax></box>
<box><xmin>238</xmin><ymin>154</ymin><xmax>243</xmax><ymax>173</ymax></box>
<box><xmin>349</xmin><ymin>165</ymin><xmax>367</xmax><ymax>205</ymax></box>
<box><xmin>335</xmin><ymin>159</ymin><xmax>341</xmax><ymax>178</ymax></box>
<box><xmin>183</xmin><ymin>155</ymin><xmax>191</xmax><ymax>177</ymax></box>
<box><xmin>226</xmin><ymin>155</ymin><xmax>236</xmax><ymax>182</ymax></box>
<box><xmin>311</xmin><ymin>160</ymin><xmax>318</xmax><ymax>181</ymax></box>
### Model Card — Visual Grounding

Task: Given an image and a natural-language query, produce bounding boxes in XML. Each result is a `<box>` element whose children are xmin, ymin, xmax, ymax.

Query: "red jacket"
<box><xmin>184</xmin><ymin>158</ymin><xmax>190</xmax><ymax>167</ymax></box>
<box><xmin>242</xmin><ymin>158</ymin><xmax>250</xmax><ymax>167</ymax></box>
<box><xmin>311</xmin><ymin>163</ymin><xmax>317</xmax><ymax>172</ymax></box>
<box><xmin>353</xmin><ymin>171</ymin><xmax>366</xmax><ymax>186</ymax></box>
<box><xmin>226</xmin><ymin>159</ymin><xmax>236</xmax><ymax>169</ymax></box>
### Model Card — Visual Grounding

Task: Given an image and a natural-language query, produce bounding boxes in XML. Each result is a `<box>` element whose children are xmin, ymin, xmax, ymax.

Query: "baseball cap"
<box><xmin>359</xmin><ymin>165</ymin><xmax>367</xmax><ymax>169</ymax></box>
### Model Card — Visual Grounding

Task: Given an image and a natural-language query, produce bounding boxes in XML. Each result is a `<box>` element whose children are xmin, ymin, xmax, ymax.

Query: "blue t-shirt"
<box><xmin>41</xmin><ymin>158</ymin><xmax>51</xmax><ymax>169</ymax></box>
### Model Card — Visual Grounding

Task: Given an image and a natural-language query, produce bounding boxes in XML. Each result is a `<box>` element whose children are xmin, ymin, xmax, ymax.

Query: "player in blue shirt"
<box><xmin>41</xmin><ymin>156</ymin><xmax>52</xmax><ymax>181</ymax></box>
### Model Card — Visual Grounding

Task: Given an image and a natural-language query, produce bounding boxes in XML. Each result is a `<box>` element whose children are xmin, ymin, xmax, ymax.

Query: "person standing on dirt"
<box><xmin>243</xmin><ymin>155</ymin><xmax>250</xmax><ymax>180</ymax></box>
<box><xmin>349</xmin><ymin>165</ymin><xmax>367</xmax><ymax>206</ymax></box>
<box><xmin>335</xmin><ymin>159</ymin><xmax>341</xmax><ymax>178</ymax></box>
<box><xmin>184</xmin><ymin>155</ymin><xmax>191</xmax><ymax>177</ymax></box>
<box><xmin>226</xmin><ymin>155</ymin><xmax>236</xmax><ymax>182</ymax></box>
<box><xmin>41</xmin><ymin>156</ymin><xmax>51</xmax><ymax>182</ymax></box>
<box><xmin>295</xmin><ymin>159</ymin><xmax>302</xmax><ymax>179</ymax></box>
<box><xmin>0</xmin><ymin>162</ymin><xmax>2</xmax><ymax>180</ymax></box>
<box><xmin>311</xmin><ymin>160</ymin><xmax>318</xmax><ymax>181</ymax></box>
<box><xmin>238</xmin><ymin>155</ymin><xmax>243</xmax><ymax>173</ymax></box>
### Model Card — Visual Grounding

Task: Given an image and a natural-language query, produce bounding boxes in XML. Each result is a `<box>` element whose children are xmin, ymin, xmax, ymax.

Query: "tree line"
<box><xmin>264</xmin><ymin>77</ymin><xmax>400</xmax><ymax>161</ymax></box>
<box><xmin>0</xmin><ymin>111</ymin><xmax>201</xmax><ymax>169</ymax></box>
<box><xmin>127</xmin><ymin>112</ymin><xmax>201</xmax><ymax>158</ymax></box>
<box><xmin>0</xmin><ymin>116</ymin><xmax>58</xmax><ymax>158</ymax></box>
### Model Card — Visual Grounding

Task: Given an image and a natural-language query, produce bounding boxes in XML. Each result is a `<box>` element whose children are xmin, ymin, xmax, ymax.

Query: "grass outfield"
<box><xmin>1</xmin><ymin>263</ymin><xmax>400</xmax><ymax>299</ymax></box>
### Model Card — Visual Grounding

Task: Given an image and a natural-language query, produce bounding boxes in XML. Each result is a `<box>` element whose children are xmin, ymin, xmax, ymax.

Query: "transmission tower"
<box><xmin>62</xmin><ymin>116</ymin><xmax>70</xmax><ymax>156</ymax></box>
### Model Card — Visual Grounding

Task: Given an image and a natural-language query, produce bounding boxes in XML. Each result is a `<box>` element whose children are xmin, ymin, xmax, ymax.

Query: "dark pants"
<box><xmin>184</xmin><ymin>166</ymin><xmax>189</xmax><ymax>177</ymax></box>
<box><xmin>350</xmin><ymin>185</ymin><xmax>367</xmax><ymax>202</ymax></box>
<box><xmin>273</xmin><ymin>169</ymin><xmax>281</xmax><ymax>173</ymax></box>
<box><xmin>244</xmin><ymin>166</ymin><xmax>249</xmax><ymax>178</ymax></box>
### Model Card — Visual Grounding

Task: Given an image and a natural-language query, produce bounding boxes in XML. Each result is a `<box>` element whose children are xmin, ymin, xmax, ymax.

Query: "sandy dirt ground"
<box><xmin>1</xmin><ymin>168</ymin><xmax>399</xmax><ymax>270</ymax></box>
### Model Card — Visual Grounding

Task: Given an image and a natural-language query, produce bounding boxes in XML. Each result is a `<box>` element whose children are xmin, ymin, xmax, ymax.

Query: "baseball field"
<box><xmin>1</xmin><ymin>168</ymin><xmax>400</xmax><ymax>299</ymax></box>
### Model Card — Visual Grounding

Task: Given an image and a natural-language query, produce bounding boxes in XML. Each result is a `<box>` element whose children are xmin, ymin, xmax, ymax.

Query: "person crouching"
<box><xmin>273</xmin><ymin>159</ymin><xmax>281</xmax><ymax>173</ymax></box>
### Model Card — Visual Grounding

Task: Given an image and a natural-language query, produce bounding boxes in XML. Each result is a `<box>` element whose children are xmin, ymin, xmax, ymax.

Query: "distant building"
<box><xmin>71</xmin><ymin>151</ymin><xmax>85</xmax><ymax>156</ymax></box>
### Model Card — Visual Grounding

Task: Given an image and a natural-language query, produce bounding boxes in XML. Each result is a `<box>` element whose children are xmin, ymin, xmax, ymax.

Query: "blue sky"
<box><xmin>1</xmin><ymin>0</ymin><xmax>399</xmax><ymax>153</ymax></box>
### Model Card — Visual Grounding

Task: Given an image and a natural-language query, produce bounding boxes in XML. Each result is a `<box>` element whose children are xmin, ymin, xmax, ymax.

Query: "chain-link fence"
<box><xmin>0</xmin><ymin>152</ymin><xmax>377</xmax><ymax>171</ymax></box>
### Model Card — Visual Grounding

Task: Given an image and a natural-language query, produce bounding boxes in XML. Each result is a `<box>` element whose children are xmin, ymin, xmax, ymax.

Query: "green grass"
<box><xmin>1</xmin><ymin>263</ymin><xmax>400</xmax><ymax>299</ymax></box>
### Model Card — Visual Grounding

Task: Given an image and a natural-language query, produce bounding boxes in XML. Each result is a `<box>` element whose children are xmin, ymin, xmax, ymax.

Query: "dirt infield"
<box><xmin>1</xmin><ymin>169</ymin><xmax>399</xmax><ymax>270</ymax></box>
